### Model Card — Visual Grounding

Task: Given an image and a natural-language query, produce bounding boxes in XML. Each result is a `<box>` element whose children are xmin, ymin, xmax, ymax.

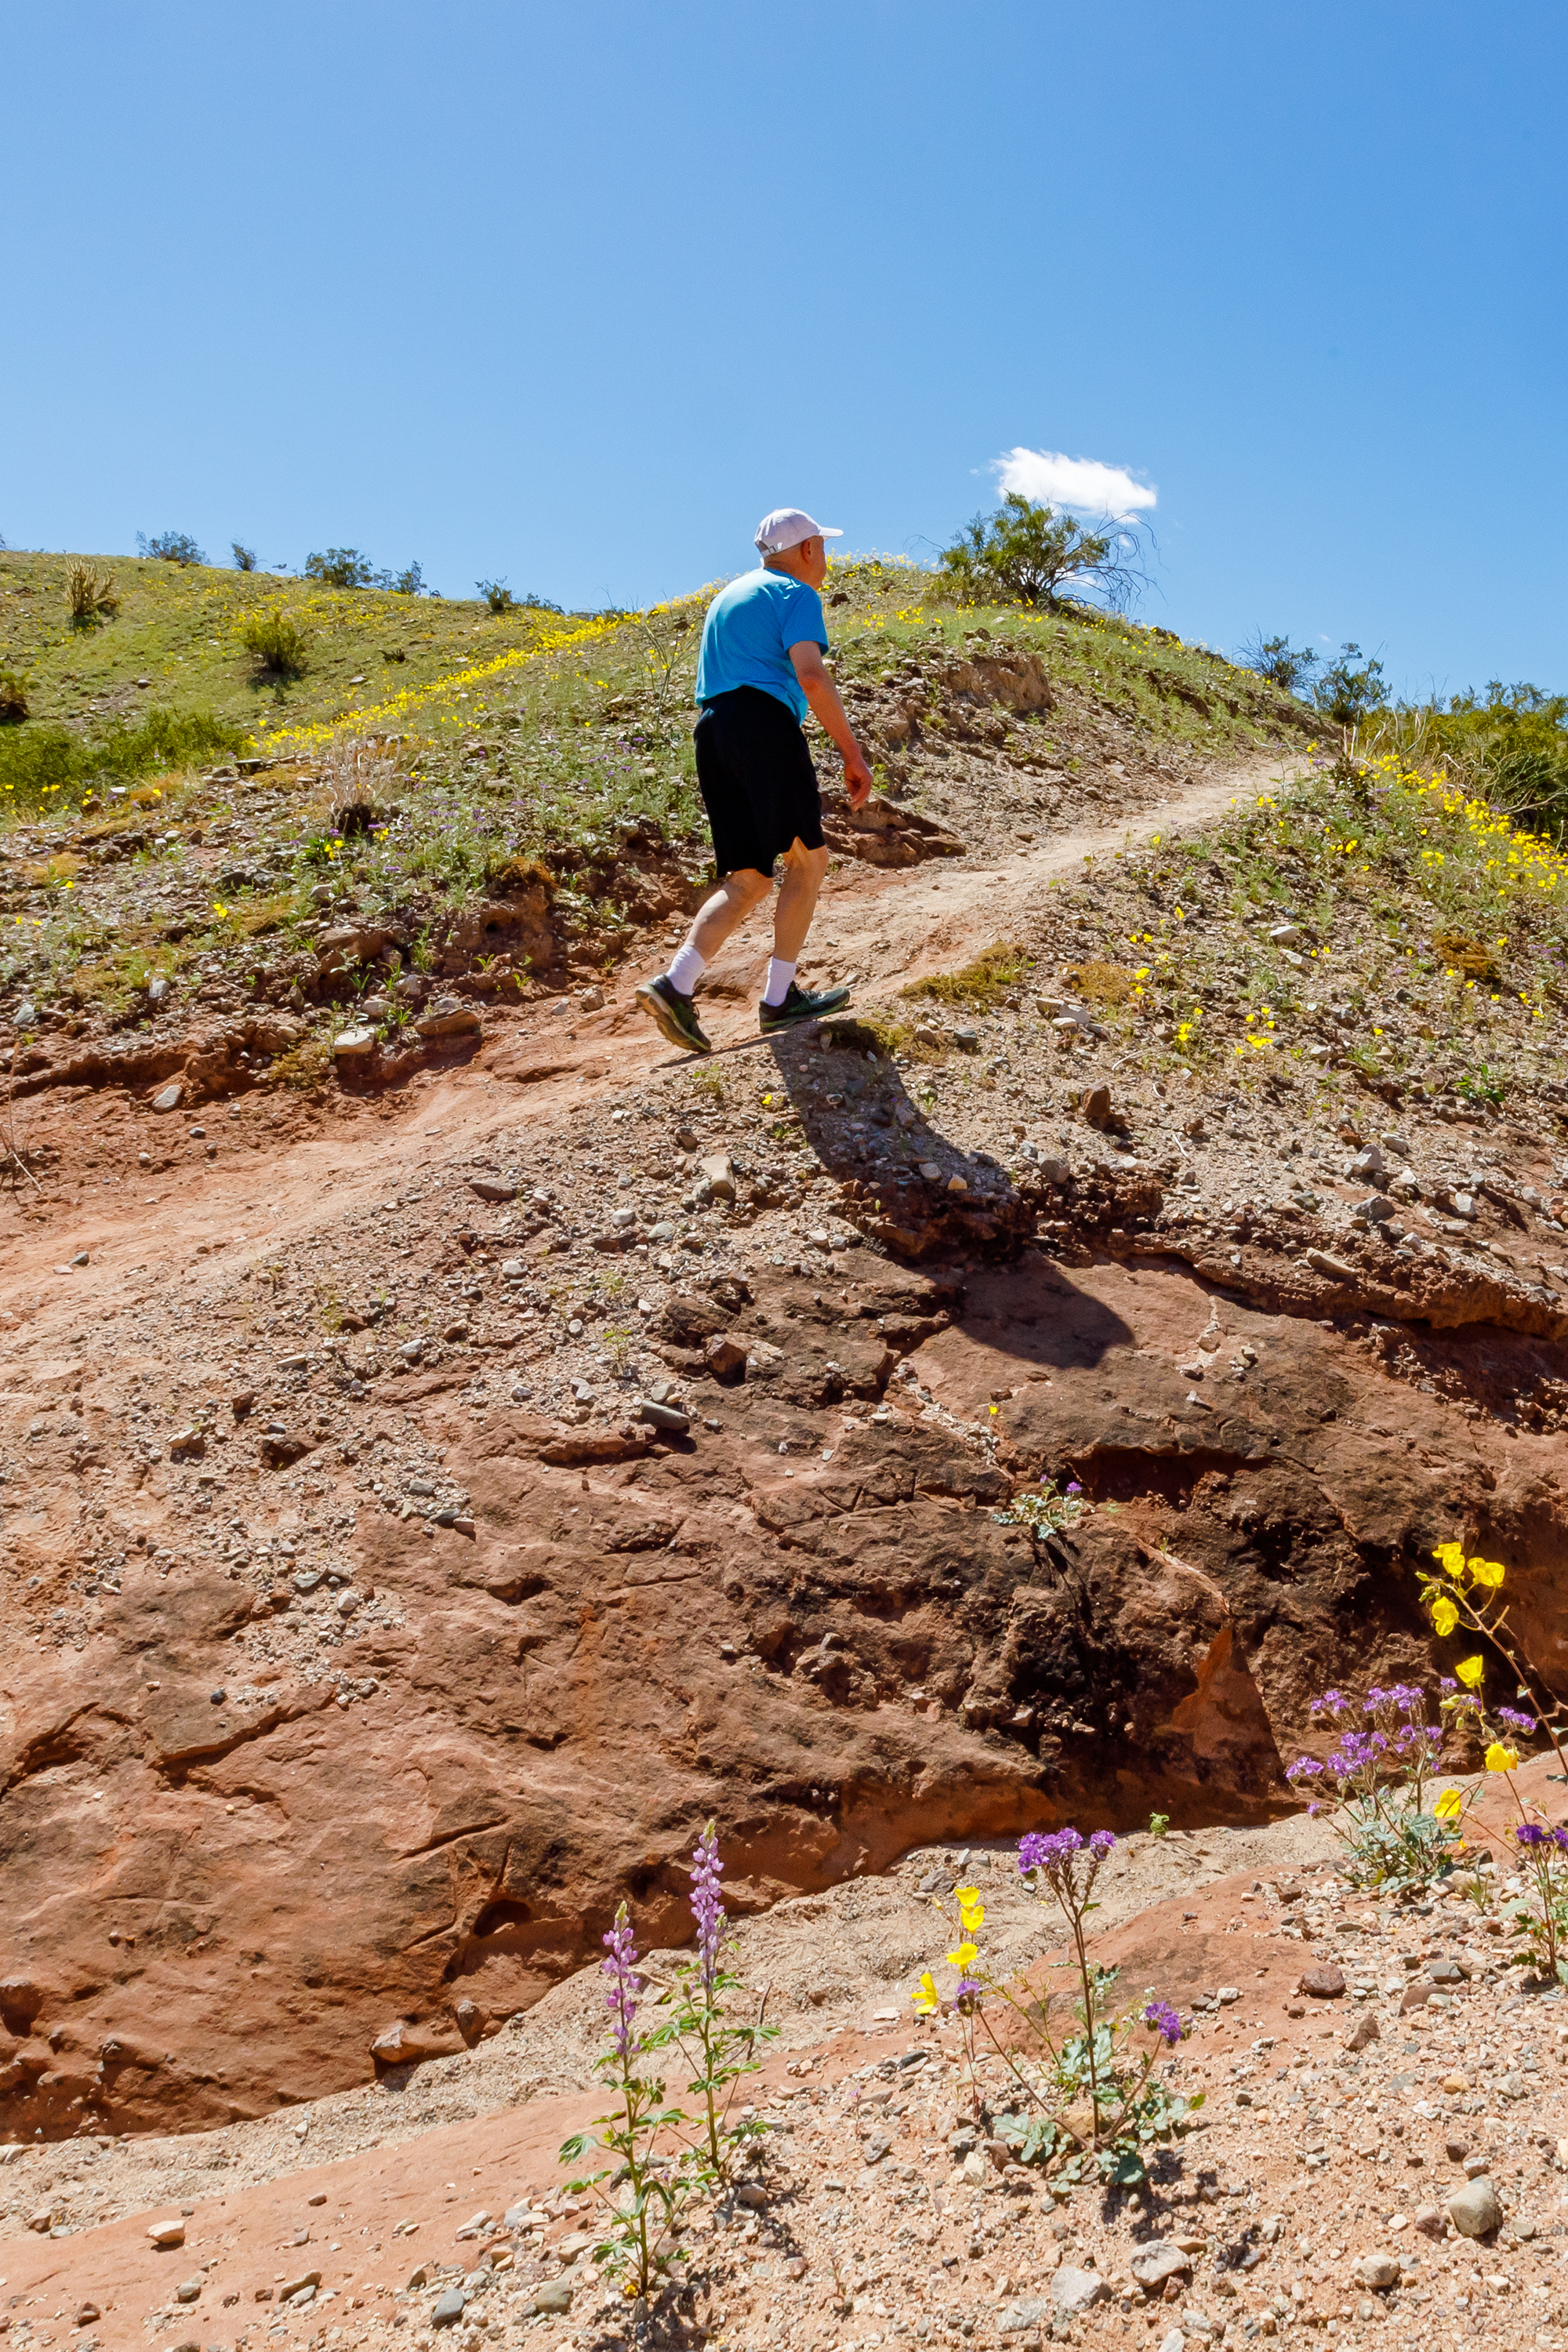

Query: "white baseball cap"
<box><xmin>754</xmin><ymin>507</ymin><xmax>843</xmax><ymax>554</ymax></box>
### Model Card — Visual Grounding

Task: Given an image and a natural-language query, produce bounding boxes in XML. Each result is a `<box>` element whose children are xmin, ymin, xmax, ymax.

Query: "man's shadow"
<box><xmin>757</xmin><ymin>1019</ymin><xmax>1131</xmax><ymax>1373</ymax></box>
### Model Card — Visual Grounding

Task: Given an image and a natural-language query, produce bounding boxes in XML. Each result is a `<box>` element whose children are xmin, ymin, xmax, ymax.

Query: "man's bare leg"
<box><xmin>684</xmin><ymin>866</ymin><xmax>772</xmax><ymax>964</ymax></box>
<box><xmin>771</xmin><ymin>838</ymin><xmax>829</xmax><ymax>960</ymax></box>
<box><xmin>758</xmin><ymin>838</ymin><xmax>849</xmax><ymax>1026</ymax></box>
<box><xmin>633</xmin><ymin>866</ymin><xmax>770</xmax><ymax>1056</ymax></box>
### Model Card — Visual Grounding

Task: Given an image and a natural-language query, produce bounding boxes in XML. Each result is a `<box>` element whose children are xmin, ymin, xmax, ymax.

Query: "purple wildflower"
<box><xmin>1515</xmin><ymin>1824</ymin><xmax>1548</xmax><ymax>1847</ymax></box>
<box><xmin>1439</xmin><ymin>1676</ymin><xmax>1457</xmax><ymax>1693</ymax></box>
<box><xmin>1497</xmin><ymin>1707</ymin><xmax>1537</xmax><ymax>1733</ymax></box>
<box><xmin>1286</xmin><ymin>1756</ymin><xmax>1325</xmax><ymax>1782</ymax></box>
<box><xmin>1019</xmin><ymin>1827</ymin><xmax>1083</xmax><ymax>1876</ymax></box>
<box><xmin>954</xmin><ymin>1975</ymin><xmax>984</xmax><ymax>2006</ymax></box>
<box><xmin>1065</xmin><ymin>1481</ymin><xmax>1083</xmax><ymax>1496</ymax></box>
<box><xmin>1143</xmin><ymin>1999</ymin><xmax>1183</xmax><ymax>2045</ymax></box>
<box><xmin>1088</xmin><ymin>1829</ymin><xmax>1117</xmax><ymax>1860</ymax></box>
<box><xmin>689</xmin><ymin>1820</ymin><xmax>725</xmax><ymax>1994</ymax></box>
<box><xmin>1554</xmin><ymin>1828</ymin><xmax>1568</xmax><ymax>1853</ymax></box>
<box><xmin>601</xmin><ymin>1902</ymin><xmax>643</xmax><ymax>2061</ymax></box>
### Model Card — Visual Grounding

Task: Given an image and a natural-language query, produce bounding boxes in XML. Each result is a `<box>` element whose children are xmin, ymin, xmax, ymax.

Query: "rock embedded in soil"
<box><xmin>1448</xmin><ymin>2175</ymin><xmax>1502</xmax><ymax>2238</ymax></box>
<box><xmin>1130</xmin><ymin>2241</ymin><xmax>1192</xmax><ymax>2290</ymax></box>
<box><xmin>1299</xmin><ymin>1964</ymin><xmax>1347</xmax><ymax>1998</ymax></box>
<box><xmin>1052</xmin><ymin>2265</ymin><xmax>1109</xmax><ymax>2314</ymax></box>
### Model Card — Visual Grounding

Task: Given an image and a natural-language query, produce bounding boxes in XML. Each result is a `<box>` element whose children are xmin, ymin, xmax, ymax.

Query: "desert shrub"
<box><xmin>478</xmin><ymin>577</ymin><xmax>561</xmax><ymax>615</ymax></box>
<box><xmin>1314</xmin><ymin>642</ymin><xmax>1388</xmax><ymax>726</ymax></box>
<box><xmin>97</xmin><ymin>706</ymin><xmax>249</xmax><ymax>779</ymax></box>
<box><xmin>0</xmin><ymin>670</ymin><xmax>28</xmax><ymax>724</ymax></box>
<box><xmin>306</xmin><ymin>547</ymin><xmax>430</xmax><ymax>594</ymax></box>
<box><xmin>1374</xmin><ymin>681</ymin><xmax>1568</xmax><ymax>841</ymax></box>
<box><xmin>1240</xmin><ymin>630</ymin><xmax>1319</xmax><ymax>695</ymax></box>
<box><xmin>937</xmin><ymin>493</ymin><xmax>1149</xmax><ymax>612</ymax></box>
<box><xmin>241</xmin><ymin>608</ymin><xmax>307</xmax><ymax>677</ymax></box>
<box><xmin>0</xmin><ymin>707</ymin><xmax>249</xmax><ymax>819</ymax></box>
<box><xmin>136</xmin><ymin>530</ymin><xmax>205</xmax><ymax>565</ymax></box>
<box><xmin>231</xmin><ymin>541</ymin><xmax>258</xmax><ymax>572</ymax></box>
<box><xmin>306</xmin><ymin>547</ymin><xmax>377</xmax><ymax>589</ymax></box>
<box><xmin>66</xmin><ymin>564</ymin><xmax>120</xmax><ymax>626</ymax></box>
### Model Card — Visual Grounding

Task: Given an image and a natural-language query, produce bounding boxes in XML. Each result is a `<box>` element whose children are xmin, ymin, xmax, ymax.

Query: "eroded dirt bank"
<box><xmin>4</xmin><ymin>751</ymin><xmax>1567</xmax><ymax>2145</ymax></box>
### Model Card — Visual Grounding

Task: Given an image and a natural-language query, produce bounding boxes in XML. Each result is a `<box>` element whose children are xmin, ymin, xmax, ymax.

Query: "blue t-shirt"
<box><xmin>695</xmin><ymin>568</ymin><xmax>827</xmax><ymax>724</ymax></box>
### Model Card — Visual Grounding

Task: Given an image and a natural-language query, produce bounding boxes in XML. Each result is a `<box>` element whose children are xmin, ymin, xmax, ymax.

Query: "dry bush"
<box><xmin>318</xmin><ymin>731</ymin><xmax>403</xmax><ymax>833</ymax></box>
<box><xmin>66</xmin><ymin>564</ymin><xmax>120</xmax><ymax>626</ymax></box>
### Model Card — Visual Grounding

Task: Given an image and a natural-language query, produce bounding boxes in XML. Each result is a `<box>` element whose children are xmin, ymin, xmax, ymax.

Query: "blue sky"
<box><xmin>5</xmin><ymin>2</ymin><xmax>1564</xmax><ymax>695</ymax></box>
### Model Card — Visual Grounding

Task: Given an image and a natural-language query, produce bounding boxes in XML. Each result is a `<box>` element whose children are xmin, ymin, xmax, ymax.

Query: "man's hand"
<box><xmin>842</xmin><ymin>742</ymin><xmax>875</xmax><ymax>808</ymax></box>
<box><xmin>791</xmin><ymin>641</ymin><xmax>877</xmax><ymax>812</ymax></box>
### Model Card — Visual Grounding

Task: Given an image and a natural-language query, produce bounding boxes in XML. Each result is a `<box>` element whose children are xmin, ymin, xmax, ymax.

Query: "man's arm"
<box><xmin>789</xmin><ymin>641</ymin><xmax>875</xmax><ymax>808</ymax></box>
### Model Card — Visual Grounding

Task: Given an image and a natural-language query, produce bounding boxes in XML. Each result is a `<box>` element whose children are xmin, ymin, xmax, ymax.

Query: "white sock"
<box><xmin>763</xmin><ymin>956</ymin><xmax>797</xmax><ymax>1007</ymax></box>
<box><xmin>665</xmin><ymin>942</ymin><xmax>706</xmax><ymax>996</ymax></box>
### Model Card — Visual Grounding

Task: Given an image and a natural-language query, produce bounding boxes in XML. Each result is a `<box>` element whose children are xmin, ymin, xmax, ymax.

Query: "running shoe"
<box><xmin>758</xmin><ymin>980</ymin><xmax>853</xmax><ymax>1033</ymax></box>
<box><xmin>634</xmin><ymin>974</ymin><xmax>713</xmax><ymax>1055</ymax></box>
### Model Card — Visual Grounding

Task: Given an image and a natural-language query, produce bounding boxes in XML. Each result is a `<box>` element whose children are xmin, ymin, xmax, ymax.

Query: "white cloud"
<box><xmin>993</xmin><ymin>448</ymin><xmax>1156</xmax><ymax>518</ymax></box>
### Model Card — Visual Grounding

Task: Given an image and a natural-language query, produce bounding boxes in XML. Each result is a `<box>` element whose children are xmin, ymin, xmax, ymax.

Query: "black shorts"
<box><xmin>693</xmin><ymin>686</ymin><xmax>825</xmax><ymax>880</ymax></box>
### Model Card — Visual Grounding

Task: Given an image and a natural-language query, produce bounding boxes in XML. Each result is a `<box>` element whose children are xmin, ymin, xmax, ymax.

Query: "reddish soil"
<box><xmin>3</xmin><ymin>762</ymin><xmax>1566</xmax><ymax>2170</ymax></box>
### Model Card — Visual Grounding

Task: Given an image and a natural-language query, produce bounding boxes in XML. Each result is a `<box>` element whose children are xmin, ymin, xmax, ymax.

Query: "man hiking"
<box><xmin>634</xmin><ymin>506</ymin><xmax>876</xmax><ymax>1056</ymax></box>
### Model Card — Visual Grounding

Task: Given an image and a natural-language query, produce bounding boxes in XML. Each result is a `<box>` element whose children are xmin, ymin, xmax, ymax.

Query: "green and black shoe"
<box><xmin>759</xmin><ymin>980</ymin><xmax>852</xmax><ymax>1033</ymax></box>
<box><xmin>634</xmin><ymin>974</ymin><xmax>713</xmax><ymax>1056</ymax></box>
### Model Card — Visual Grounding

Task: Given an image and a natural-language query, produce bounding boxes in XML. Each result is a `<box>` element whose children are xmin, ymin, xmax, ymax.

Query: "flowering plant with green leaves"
<box><xmin>991</xmin><ymin>1478</ymin><xmax>1086</xmax><ymax>1538</ymax></box>
<box><xmin>559</xmin><ymin>1905</ymin><xmax>691</xmax><ymax>2302</ymax></box>
<box><xmin>652</xmin><ymin>1821</ymin><xmax>777</xmax><ymax>2187</ymax></box>
<box><xmin>913</xmin><ymin>1832</ymin><xmax>1197</xmax><ymax>2187</ymax></box>
<box><xmin>1284</xmin><ymin>1682</ymin><xmax>1462</xmax><ymax>1893</ymax></box>
<box><xmin>1418</xmin><ymin>1540</ymin><xmax>1568</xmax><ymax>1777</ymax></box>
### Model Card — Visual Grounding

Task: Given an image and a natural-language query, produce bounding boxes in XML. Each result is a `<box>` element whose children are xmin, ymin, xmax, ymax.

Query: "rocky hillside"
<box><xmin>2</xmin><ymin>553</ymin><xmax>1566</xmax><ymax>2151</ymax></box>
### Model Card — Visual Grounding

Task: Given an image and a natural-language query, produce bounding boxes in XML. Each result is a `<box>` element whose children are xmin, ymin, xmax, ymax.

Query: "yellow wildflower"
<box><xmin>1432</xmin><ymin>1542</ymin><xmax>1465</xmax><ymax>1577</ymax></box>
<box><xmin>946</xmin><ymin>1940</ymin><xmax>978</xmax><ymax>1973</ymax></box>
<box><xmin>1431</xmin><ymin>1596</ymin><xmax>1459</xmax><ymax>1638</ymax></box>
<box><xmin>913</xmin><ymin>1970</ymin><xmax>940</xmax><ymax>2015</ymax></box>
<box><xmin>1467</xmin><ymin>1557</ymin><xmax>1505</xmax><ymax>1588</ymax></box>
<box><xmin>1484</xmin><ymin>1743</ymin><xmax>1519</xmax><ymax>1774</ymax></box>
<box><xmin>957</xmin><ymin>1886</ymin><xmax>985</xmax><ymax>1933</ymax></box>
<box><xmin>1433</xmin><ymin>1787</ymin><xmax>1463</xmax><ymax>1820</ymax></box>
<box><xmin>1454</xmin><ymin>1656</ymin><xmax>1485</xmax><ymax>1689</ymax></box>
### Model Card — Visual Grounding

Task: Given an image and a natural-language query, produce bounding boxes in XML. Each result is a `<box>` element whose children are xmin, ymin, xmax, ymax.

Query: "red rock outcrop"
<box><xmin>4</xmin><ymin>1250</ymin><xmax>1564</xmax><ymax>2141</ymax></box>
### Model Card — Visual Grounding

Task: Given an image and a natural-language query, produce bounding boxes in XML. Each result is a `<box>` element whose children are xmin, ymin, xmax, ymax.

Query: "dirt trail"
<box><xmin>2</xmin><ymin>750</ymin><xmax>1303</xmax><ymax>1327</ymax></box>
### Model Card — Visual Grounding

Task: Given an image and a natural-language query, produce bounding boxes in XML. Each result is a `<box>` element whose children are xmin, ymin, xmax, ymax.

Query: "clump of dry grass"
<box><xmin>66</xmin><ymin>564</ymin><xmax>119</xmax><ymax>626</ymax></box>
<box><xmin>317</xmin><ymin>731</ymin><xmax>403</xmax><ymax>833</ymax></box>
<box><xmin>902</xmin><ymin>939</ymin><xmax>1030</xmax><ymax>1008</ymax></box>
<box><xmin>1064</xmin><ymin>957</ymin><xmax>1138</xmax><ymax>1004</ymax></box>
